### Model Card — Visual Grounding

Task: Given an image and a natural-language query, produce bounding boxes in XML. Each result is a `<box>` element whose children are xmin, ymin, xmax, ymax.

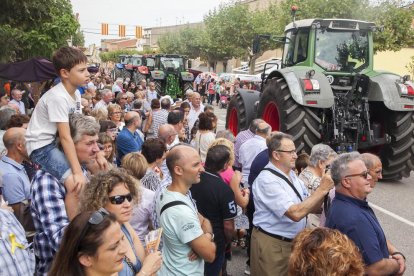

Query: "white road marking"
<box><xmin>369</xmin><ymin>202</ymin><xmax>414</xmax><ymax>228</ymax></box>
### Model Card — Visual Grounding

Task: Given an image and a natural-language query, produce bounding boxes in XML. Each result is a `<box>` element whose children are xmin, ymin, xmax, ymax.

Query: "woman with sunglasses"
<box><xmin>80</xmin><ymin>169</ymin><xmax>162</xmax><ymax>276</ymax></box>
<box><xmin>49</xmin><ymin>209</ymin><xmax>127</xmax><ymax>276</ymax></box>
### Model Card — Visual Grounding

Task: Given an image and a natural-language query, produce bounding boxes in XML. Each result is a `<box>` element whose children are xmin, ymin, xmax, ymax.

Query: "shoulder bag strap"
<box><xmin>160</xmin><ymin>200</ymin><xmax>189</xmax><ymax>215</ymax></box>
<box><xmin>261</xmin><ymin>168</ymin><xmax>303</xmax><ymax>202</ymax></box>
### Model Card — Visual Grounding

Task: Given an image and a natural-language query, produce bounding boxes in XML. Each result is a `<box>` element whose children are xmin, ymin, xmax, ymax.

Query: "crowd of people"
<box><xmin>0</xmin><ymin>45</ymin><xmax>407</xmax><ymax>276</ymax></box>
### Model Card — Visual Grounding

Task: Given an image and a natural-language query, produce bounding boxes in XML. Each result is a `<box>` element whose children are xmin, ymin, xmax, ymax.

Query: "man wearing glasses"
<box><xmin>326</xmin><ymin>152</ymin><xmax>406</xmax><ymax>276</ymax></box>
<box><xmin>250</xmin><ymin>132</ymin><xmax>334</xmax><ymax>276</ymax></box>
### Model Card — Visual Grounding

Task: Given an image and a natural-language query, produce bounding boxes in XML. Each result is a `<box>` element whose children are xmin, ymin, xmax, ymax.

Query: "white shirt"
<box><xmin>93</xmin><ymin>100</ymin><xmax>108</xmax><ymax>110</ymax></box>
<box><xmin>253</xmin><ymin>162</ymin><xmax>308</xmax><ymax>238</ymax></box>
<box><xmin>25</xmin><ymin>83</ymin><xmax>81</xmax><ymax>155</ymax></box>
<box><xmin>239</xmin><ymin>135</ymin><xmax>267</xmax><ymax>186</ymax></box>
<box><xmin>9</xmin><ymin>99</ymin><xmax>25</xmax><ymax>114</ymax></box>
<box><xmin>187</xmin><ymin>103</ymin><xmax>205</xmax><ymax>131</ymax></box>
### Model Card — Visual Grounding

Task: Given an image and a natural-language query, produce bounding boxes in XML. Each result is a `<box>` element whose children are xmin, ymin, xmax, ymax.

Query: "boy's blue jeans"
<box><xmin>30</xmin><ymin>141</ymin><xmax>71</xmax><ymax>184</ymax></box>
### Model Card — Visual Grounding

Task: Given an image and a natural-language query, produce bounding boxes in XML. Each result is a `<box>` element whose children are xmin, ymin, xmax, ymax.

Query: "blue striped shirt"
<box><xmin>0</xmin><ymin>208</ymin><xmax>35</xmax><ymax>275</ymax></box>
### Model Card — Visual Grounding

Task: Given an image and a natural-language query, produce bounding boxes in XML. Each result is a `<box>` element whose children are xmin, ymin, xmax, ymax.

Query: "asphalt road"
<box><xmin>213</xmin><ymin>104</ymin><xmax>414</xmax><ymax>276</ymax></box>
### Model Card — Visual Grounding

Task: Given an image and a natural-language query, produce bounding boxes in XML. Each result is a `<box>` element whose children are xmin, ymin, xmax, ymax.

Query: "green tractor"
<box><xmin>150</xmin><ymin>54</ymin><xmax>194</xmax><ymax>99</ymax></box>
<box><xmin>226</xmin><ymin>18</ymin><xmax>414</xmax><ymax>180</ymax></box>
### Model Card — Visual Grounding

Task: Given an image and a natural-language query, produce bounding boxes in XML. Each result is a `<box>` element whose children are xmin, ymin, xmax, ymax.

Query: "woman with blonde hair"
<box><xmin>107</xmin><ymin>103</ymin><xmax>125</xmax><ymax>130</ymax></box>
<box><xmin>289</xmin><ymin>228</ymin><xmax>364</xmax><ymax>276</ymax></box>
<box><xmin>80</xmin><ymin>169</ymin><xmax>162</xmax><ymax>276</ymax></box>
<box><xmin>121</xmin><ymin>152</ymin><xmax>156</xmax><ymax>245</ymax></box>
<box><xmin>90</xmin><ymin>107</ymin><xmax>108</xmax><ymax>122</ymax></box>
<box><xmin>209</xmin><ymin>138</ymin><xmax>249</xmax><ymax>208</ymax></box>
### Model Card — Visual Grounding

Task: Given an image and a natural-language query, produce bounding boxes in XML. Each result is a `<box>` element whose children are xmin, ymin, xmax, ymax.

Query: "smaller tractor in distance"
<box><xmin>111</xmin><ymin>54</ymin><xmax>152</xmax><ymax>84</ymax></box>
<box><xmin>226</xmin><ymin>16</ymin><xmax>414</xmax><ymax>180</ymax></box>
<box><xmin>150</xmin><ymin>54</ymin><xmax>194</xmax><ymax>99</ymax></box>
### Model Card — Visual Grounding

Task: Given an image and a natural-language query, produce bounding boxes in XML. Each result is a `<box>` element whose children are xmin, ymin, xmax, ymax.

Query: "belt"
<box><xmin>254</xmin><ymin>226</ymin><xmax>293</xmax><ymax>242</ymax></box>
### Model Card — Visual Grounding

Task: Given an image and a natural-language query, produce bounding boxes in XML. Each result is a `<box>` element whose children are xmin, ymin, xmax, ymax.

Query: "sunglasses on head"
<box><xmin>109</xmin><ymin>193</ymin><xmax>133</xmax><ymax>205</ymax></box>
<box><xmin>76</xmin><ymin>208</ymin><xmax>109</xmax><ymax>250</ymax></box>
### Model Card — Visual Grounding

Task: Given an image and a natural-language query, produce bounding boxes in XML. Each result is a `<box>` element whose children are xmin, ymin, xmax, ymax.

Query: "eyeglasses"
<box><xmin>107</xmin><ymin>128</ymin><xmax>118</xmax><ymax>133</ymax></box>
<box><xmin>344</xmin><ymin>171</ymin><xmax>369</xmax><ymax>179</ymax></box>
<box><xmin>76</xmin><ymin>208</ymin><xmax>109</xmax><ymax>250</ymax></box>
<box><xmin>276</xmin><ymin>149</ymin><xmax>297</xmax><ymax>155</ymax></box>
<box><xmin>109</xmin><ymin>193</ymin><xmax>133</xmax><ymax>205</ymax></box>
<box><xmin>121</xmin><ymin>97</ymin><xmax>128</xmax><ymax>100</ymax></box>
<box><xmin>111</xmin><ymin>112</ymin><xmax>122</xmax><ymax>115</ymax></box>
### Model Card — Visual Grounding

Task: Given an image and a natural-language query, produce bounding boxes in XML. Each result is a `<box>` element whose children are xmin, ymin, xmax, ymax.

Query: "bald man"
<box><xmin>361</xmin><ymin>153</ymin><xmax>383</xmax><ymax>188</ymax></box>
<box><xmin>159</xmin><ymin>124</ymin><xmax>178</xmax><ymax>150</ymax></box>
<box><xmin>155</xmin><ymin>145</ymin><xmax>216</xmax><ymax>275</ymax></box>
<box><xmin>0</xmin><ymin>128</ymin><xmax>31</xmax><ymax>214</ymax></box>
<box><xmin>116</xmin><ymin>111</ymin><xmax>143</xmax><ymax>165</ymax></box>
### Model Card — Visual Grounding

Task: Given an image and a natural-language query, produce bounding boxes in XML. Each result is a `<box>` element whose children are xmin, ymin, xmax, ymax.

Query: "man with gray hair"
<box><xmin>361</xmin><ymin>153</ymin><xmax>382</xmax><ymax>188</ymax></box>
<box><xmin>9</xmin><ymin>88</ymin><xmax>26</xmax><ymax>114</ymax></box>
<box><xmin>30</xmin><ymin>114</ymin><xmax>100</xmax><ymax>274</ymax></box>
<box><xmin>93</xmin><ymin>89</ymin><xmax>113</xmax><ymax>110</ymax></box>
<box><xmin>251</xmin><ymin>132</ymin><xmax>333</xmax><ymax>276</ymax></box>
<box><xmin>326</xmin><ymin>152</ymin><xmax>406</xmax><ymax>275</ymax></box>
<box><xmin>234</xmin><ymin>118</ymin><xmax>264</xmax><ymax>169</ymax></box>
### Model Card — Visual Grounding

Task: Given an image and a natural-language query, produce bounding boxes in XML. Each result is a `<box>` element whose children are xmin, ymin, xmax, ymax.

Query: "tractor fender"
<box><xmin>115</xmin><ymin>63</ymin><xmax>124</xmax><ymax>69</ymax></box>
<box><xmin>367</xmin><ymin>72</ymin><xmax>414</xmax><ymax>111</ymax></box>
<box><xmin>238</xmin><ymin>88</ymin><xmax>261</xmax><ymax>125</ymax></box>
<box><xmin>181</xmin><ymin>71</ymin><xmax>194</xmax><ymax>82</ymax></box>
<box><xmin>150</xmin><ymin>70</ymin><xmax>165</xmax><ymax>80</ymax></box>
<box><xmin>137</xmin><ymin>66</ymin><xmax>149</xmax><ymax>75</ymax></box>
<box><xmin>266</xmin><ymin>67</ymin><xmax>334</xmax><ymax>108</ymax></box>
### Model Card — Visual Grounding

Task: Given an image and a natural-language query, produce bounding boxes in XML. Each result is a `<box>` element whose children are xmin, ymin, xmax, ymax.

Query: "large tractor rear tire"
<box><xmin>183</xmin><ymin>82</ymin><xmax>193</xmax><ymax>94</ymax></box>
<box><xmin>133</xmin><ymin>72</ymin><xmax>146</xmax><ymax>85</ymax></box>
<box><xmin>154</xmin><ymin>80</ymin><xmax>164</xmax><ymax>96</ymax></box>
<box><xmin>378</xmin><ymin>111</ymin><xmax>414</xmax><ymax>180</ymax></box>
<box><xmin>112</xmin><ymin>68</ymin><xmax>123</xmax><ymax>80</ymax></box>
<box><xmin>226</xmin><ymin>89</ymin><xmax>260</xmax><ymax>136</ymax></box>
<box><xmin>257</xmin><ymin>77</ymin><xmax>321</xmax><ymax>153</ymax></box>
<box><xmin>122</xmin><ymin>69</ymin><xmax>132</xmax><ymax>80</ymax></box>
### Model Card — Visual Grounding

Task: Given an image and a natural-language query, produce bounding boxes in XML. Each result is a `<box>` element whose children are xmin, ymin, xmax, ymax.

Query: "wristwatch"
<box><xmin>206</xmin><ymin>232</ymin><xmax>215</xmax><ymax>242</ymax></box>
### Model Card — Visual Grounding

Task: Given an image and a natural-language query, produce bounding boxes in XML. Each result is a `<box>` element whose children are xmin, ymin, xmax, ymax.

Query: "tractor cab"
<box><xmin>281</xmin><ymin>19</ymin><xmax>375</xmax><ymax>74</ymax></box>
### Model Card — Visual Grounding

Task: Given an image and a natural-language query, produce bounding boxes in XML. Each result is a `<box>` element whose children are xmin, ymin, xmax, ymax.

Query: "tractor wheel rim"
<box><xmin>229</xmin><ymin>108</ymin><xmax>238</xmax><ymax>135</ymax></box>
<box><xmin>263</xmin><ymin>101</ymin><xmax>280</xmax><ymax>131</ymax></box>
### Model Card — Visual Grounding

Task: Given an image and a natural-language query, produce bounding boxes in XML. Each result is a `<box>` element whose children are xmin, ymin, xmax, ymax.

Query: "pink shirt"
<box><xmin>219</xmin><ymin>167</ymin><xmax>235</xmax><ymax>185</ymax></box>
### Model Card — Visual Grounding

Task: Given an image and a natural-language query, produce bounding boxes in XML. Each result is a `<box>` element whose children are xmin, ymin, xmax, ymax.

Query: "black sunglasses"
<box><xmin>344</xmin><ymin>171</ymin><xmax>369</xmax><ymax>179</ymax></box>
<box><xmin>109</xmin><ymin>193</ymin><xmax>133</xmax><ymax>205</ymax></box>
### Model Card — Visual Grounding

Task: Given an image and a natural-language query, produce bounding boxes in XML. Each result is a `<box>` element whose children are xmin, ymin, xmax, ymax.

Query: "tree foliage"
<box><xmin>0</xmin><ymin>0</ymin><xmax>79</xmax><ymax>63</ymax></box>
<box><xmin>279</xmin><ymin>0</ymin><xmax>414</xmax><ymax>52</ymax></box>
<box><xmin>99</xmin><ymin>48</ymin><xmax>159</xmax><ymax>63</ymax></box>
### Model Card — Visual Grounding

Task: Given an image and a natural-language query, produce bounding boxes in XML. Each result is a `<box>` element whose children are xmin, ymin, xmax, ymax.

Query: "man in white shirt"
<box><xmin>239</xmin><ymin>122</ymin><xmax>271</xmax><ymax>186</ymax></box>
<box><xmin>188</xmin><ymin>92</ymin><xmax>204</xmax><ymax>132</ymax></box>
<box><xmin>9</xmin><ymin>89</ymin><xmax>25</xmax><ymax>115</ymax></box>
<box><xmin>146</xmin><ymin>82</ymin><xmax>158</xmax><ymax>102</ymax></box>
<box><xmin>93</xmin><ymin>89</ymin><xmax>113</xmax><ymax>110</ymax></box>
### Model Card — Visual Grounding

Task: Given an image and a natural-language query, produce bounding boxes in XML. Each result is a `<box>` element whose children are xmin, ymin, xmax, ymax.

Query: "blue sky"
<box><xmin>70</xmin><ymin>0</ymin><xmax>229</xmax><ymax>46</ymax></box>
